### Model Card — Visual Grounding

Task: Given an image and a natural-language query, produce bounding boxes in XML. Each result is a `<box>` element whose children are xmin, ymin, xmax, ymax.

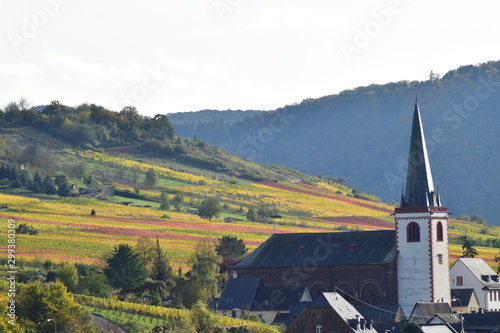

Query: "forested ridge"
<box><xmin>172</xmin><ymin>60</ymin><xmax>500</xmax><ymax>225</ymax></box>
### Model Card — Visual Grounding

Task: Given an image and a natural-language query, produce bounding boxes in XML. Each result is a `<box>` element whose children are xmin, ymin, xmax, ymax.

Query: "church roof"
<box><xmin>236</xmin><ymin>230</ymin><xmax>396</xmax><ymax>269</ymax></box>
<box><xmin>401</xmin><ymin>99</ymin><xmax>441</xmax><ymax>208</ymax></box>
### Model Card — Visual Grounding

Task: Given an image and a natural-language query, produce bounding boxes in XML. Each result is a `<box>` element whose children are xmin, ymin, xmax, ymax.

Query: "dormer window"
<box><xmin>315</xmin><ymin>323</ymin><xmax>323</xmax><ymax>333</ymax></box>
<box><xmin>407</xmin><ymin>222</ymin><xmax>420</xmax><ymax>242</ymax></box>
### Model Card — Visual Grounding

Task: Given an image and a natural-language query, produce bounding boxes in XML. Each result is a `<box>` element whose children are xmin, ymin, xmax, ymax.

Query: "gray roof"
<box><xmin>252</xmin><ymin>286</ymin><xmax>308</xmax><ymax>311</ymax></box>
<box><xmin>218</xmin><ymin>278</ymin><xmax>309</xmax><ymax>312</ymax></box>
<box><xmin>454</xmin><ymin>258</ymin><xmax>500</xmax><ymax>289</ymax></box>
<box><xmin>421</xmin><ymin>325</ymin><xmax>457</xmax><ymax>333</ymax></box>
<box><xmin>217</xmin><ymin>277</ymin><xmax>262</xmax><ymax>310</ymax></box>
<box><xmin>401</xmin><ymin>99</ymin><xmax>441</xmax><ymax>208</ymax></box>
<box><xmin>409</xmin><ymin>303</ymin><xmax>452</xmax><ymax>324</ymax></box>
<box><xmin>309</xmin><ymin>292</ymin><xmax>365</xmax><ymax>322</ymax></box>
<box><xmin>450</xmin><ymin>288</ymin><xmax>477</xmax><ymax>306</ymax></box>
<box><xmin>236</xmin><ymin>230</ymin><xmax>397</xmax><ymax>269</ymax></box>
<box><xmin>355</xmin><ymin>305</ymin><xmax>407</xmax><ymax>323</ymax></box>
<box><xmin>463</xmin><ymin>312</ymin><xmax>500</xmax><ymax>329</ymax></box>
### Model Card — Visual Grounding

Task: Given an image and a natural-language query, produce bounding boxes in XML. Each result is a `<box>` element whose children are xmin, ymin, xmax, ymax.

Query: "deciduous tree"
<box><xmin>198</xmin><ymin>197</ymin><xmax>221</xmax><ymax>221</ymax></box>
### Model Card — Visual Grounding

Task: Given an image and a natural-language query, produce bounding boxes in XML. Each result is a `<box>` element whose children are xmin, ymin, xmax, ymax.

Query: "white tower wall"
<box><xmin>396</xmin><ymin>209</ymin><xmax>450</xmax><ymax>316</ymax></box>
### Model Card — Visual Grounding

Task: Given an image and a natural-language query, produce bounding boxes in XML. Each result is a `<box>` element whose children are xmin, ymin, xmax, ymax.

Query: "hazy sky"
<box><xmin>2</xmin><ymin>0</ymin><xmax>500</xmax><ymax>116</ymax></box>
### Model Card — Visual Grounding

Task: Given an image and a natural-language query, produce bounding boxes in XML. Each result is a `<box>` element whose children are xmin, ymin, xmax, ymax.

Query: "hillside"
<box><xmin>0</xmin><ymin>102</ymin><xmax>499</xmax><ymax>269</ymax></box>
<box><xmin>0</xmin><ymin>140</ymin><xmax>499</xmax><ymax>269</ymax></box>
<box><xmin>172</xmin><ymin>60</ymin><xmax>500</xmax><ymax>225</ymax></box>
<box><xmin>168</xmin><ymin>109</ymin><xmax>264</xmax><ymax>126</ymax></box>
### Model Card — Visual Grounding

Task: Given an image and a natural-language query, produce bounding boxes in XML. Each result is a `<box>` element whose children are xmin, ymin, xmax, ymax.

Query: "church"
<box><xmin>234</xmin><ymin>99</ymin><xmax>451</xmax><ymax>316</ymax></box>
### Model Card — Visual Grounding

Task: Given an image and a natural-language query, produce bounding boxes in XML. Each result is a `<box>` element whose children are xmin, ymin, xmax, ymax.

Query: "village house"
<box><xmin>284</xmin><ymin>292</ymin><xmax>378</xmax><ymax>333</ymax></box>
<box><xmin>216</xmin><ymin>277</ymin><xmax>312</xmax><ymax>324</ymax></box>
<box><xmin>450</xmin><ymin>258</ymin><xmax>500</xmax><ymax>311</ymax></box>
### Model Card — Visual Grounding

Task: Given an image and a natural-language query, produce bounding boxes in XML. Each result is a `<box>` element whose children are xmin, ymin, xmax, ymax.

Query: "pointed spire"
<box><xmin>400</xmin><ymin>99</ymin><xmax>441</xmax><ymax>208</ymax></box>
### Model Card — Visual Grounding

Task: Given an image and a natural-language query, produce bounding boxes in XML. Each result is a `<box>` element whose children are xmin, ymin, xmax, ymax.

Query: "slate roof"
<box><xmin>218</xmin><ymin>277</ymin><xmax>310</xmax><ymax>313</ymax></box>
<box><xmin>426</xmin><ymin>313</ymin><xmax>461</xmax><ymax>324</ymax></box>
<box><xmin>355</xmin><ymin>305</ymin><xmax>407</xmax><ymax>323</ymax></box>
<box><xmin>309</xmin><ymin>292</ymin><xmax>365</xmax><ymax>322</ymax></box>
<box><xmin>400</xmin><ymin>99</ymin><xmax>441</xmax><ymax>208</ymax></box>
<box><xmin>300</xmin><ymin>292</ymin><xmax>378</xmax><ymax>333</ymax></box>
<box><xmin>236</xmin><ymin>230</ymin><xmax>397</xmax><ymax>269</ymax></box>
<box><xmin>463</xmin><ymin>312</ymin><xmax>500</xmax><ymax>329</ymax></box>
<box><xmin>420</xmin><ymin>325</ymin><xmax>457</xmax><ymax>333</ymax></box>
<box><xmin>454</xmin><ymin>258</ymin><xmax>500</xmax><ymax>289</ymax></box>
<box><xmin>252</xmin><ymin>286</ymin><xmax>308</xmax><ymax>311</ymax></box>
<box><xmin>450</xmin><ymin>289</ymin><xmax>477</xmax><ymax>307</ymax></box>
<box><xmin>409</xmin><ymin>303</ymin><xmax>452</xmax><ymax>324</ymax></box>
<box><xmin>217</xmin><ymin>277</ymin><xmax>262</xmax><ymax>310</ymax></box>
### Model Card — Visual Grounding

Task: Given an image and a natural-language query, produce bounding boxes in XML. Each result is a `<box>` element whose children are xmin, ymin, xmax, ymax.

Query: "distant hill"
<box><xmin>0</xmin><ymin>102</ymin><xmax>308</xmax><ymax>183</ymax></box>
<box><xmin>172</xmin><ymin>60</ymin><xmax>500</xmax><ymax>225</ymax></box>
<box><xmin>168</xmin><ymin>109</ymin><xmax>265</xmax><ymax>126</ymax></box>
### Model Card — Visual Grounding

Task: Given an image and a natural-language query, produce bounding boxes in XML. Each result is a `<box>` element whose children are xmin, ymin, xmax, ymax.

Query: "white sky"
<box><xmin>1</xmin><ymin>0</ymin><xmax>500</xmax><ymax>117</ymax></box>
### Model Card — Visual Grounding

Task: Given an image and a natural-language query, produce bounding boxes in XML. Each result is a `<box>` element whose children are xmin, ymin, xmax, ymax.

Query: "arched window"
<box><xmin>315</xmin><ymin>324</ymin><xmax>323</xmax><ymax>333</ymax></box>
<box><xmin>407</xmin><ymin>222</ymin><xmax>420</xmax><ymax>242</ymax></box>
<box><xmin>437</xmin><ymin>222</ymin><xmax>443</xmax><ymax>242</ymax></box>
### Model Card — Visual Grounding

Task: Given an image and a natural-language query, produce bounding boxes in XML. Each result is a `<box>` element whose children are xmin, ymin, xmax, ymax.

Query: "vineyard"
<box><xmin>76</xmin><ymin>295</ymin><xmax>280</xmax><ymax>332</ymax></box>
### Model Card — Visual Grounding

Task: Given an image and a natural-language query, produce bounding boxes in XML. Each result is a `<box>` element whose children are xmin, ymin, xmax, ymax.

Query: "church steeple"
<box><xmin>395</xmin><ymin>99</ymin><xmax>450</xmax><ymax>316</ymax></box>
<box><xmin>400</xmin><ymin>98</ymin><xmax>441</xmax><ymax>208</ymax></box>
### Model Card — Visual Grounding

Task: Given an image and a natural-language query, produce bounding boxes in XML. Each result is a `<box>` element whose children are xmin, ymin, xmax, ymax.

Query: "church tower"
<box><xmin>395</xmin><ymin>99</ymin><xmax>451</xmax><ymax>316</ymax></box>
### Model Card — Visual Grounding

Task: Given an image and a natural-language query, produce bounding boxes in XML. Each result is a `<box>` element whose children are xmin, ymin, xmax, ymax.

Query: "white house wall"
<box><xmin>450</xmin><ymin>260</ymin><xmax>500</xmax><ymax>311</ymax></box>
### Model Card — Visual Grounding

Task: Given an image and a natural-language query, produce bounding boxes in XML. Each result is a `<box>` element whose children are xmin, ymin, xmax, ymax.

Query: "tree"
<box><xmin>470</xmin><ymin>214</ymin><xmax>486</xmax><ymax>225</ymax></box>
<box><xmin>151</xmin><ymin>236</ymin><xmax>173</xmax><ymax>282</ymax></box>
<box><xmin>104</xmin><ymin>244</ymin><xmax>148</xmax><ymax>299</ymax></box>
<box><xmin>188</xmin><ymin>242</ymin><xmax>222</xmax><ymax>305</ymax></box>
<box><xmin>16</xmin><ymin>281</ymin><xmax>97</xmax><ymax>332</ymax></box>
<box><xmin>190</xmin><ymin>301</ymin><xmax>220</xmax><ymax>333</ymax></box>
<box><xmin>57</xmin><ymin>182</ymin><xmax>72</xmax><ymax>197</ymax></box>
<box><xmin>160</xmin><ymin>193</ymin><xmax>170</xmax><ymax>210</ymax></box>
<box><xmin>58</xmin><ymin>262</ymin><xmax>79</xmax><ymax>293</ymax></box>
<box><xmin>43</xmin><ymin>176</ymin><xmax>57</xmax><ymax>196</ymax></box>
<box><xmin>198</xmin><ymin>197</ymin><xmax>221</xmax><ymax>221</ymax></box>
<box><xmin>79</xmin><ymin>271</ymin><xmax>111</xmax><ymax>298</ymax></box>
<box><xmin>400</xmin><ymin>321</ymin><xmax>423</xmax><ymax>333</ymax></box>
<box><xmin>134</xmin><ymin>237</ymin><xmax>156</xmax><ymax>267</ymax></box>
<box><xmin>143</xmin><ymin>167</ymin><xmax>159</xmax><ymax>189</ymax></box>
<box><xmin>461</xmin><ymin>235</ymin><xmax>478</xmax><ymax>258</ymax></box>
<box><xmin>215</xmin><ymin>235</ymin><xmax>248</xmax><ymax>260</ymax></box>
<box><xmin>247</xmin><ymin>208</ymin><xmax>258</xmax><ymax>222</ymax></box>
<box><xmin>173</xmin><ymin>193</ymin><xmax>184</xmax><ymax>211</ymax></box>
